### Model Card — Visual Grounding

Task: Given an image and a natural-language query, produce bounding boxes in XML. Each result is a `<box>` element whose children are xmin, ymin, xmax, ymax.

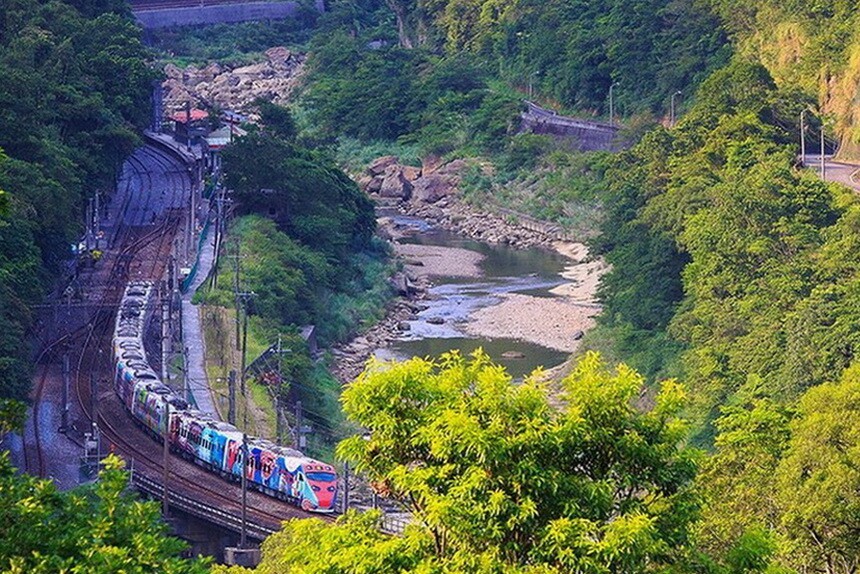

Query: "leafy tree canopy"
<box><xmin>0</xmin><ymin>453</ymin><xmax>208</xmax><ymax>573</ymax></box>
<box><xmin>225</xmin><ymin>351</ymin><xmax>700</xmax><ymax>573</ymax></box>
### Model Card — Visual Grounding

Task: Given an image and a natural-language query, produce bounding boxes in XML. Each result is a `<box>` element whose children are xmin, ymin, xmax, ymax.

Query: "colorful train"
<box><xmin>112</xmin><ymin>281</ymin><xmax>338</xmax><ymax>513</ymax></box>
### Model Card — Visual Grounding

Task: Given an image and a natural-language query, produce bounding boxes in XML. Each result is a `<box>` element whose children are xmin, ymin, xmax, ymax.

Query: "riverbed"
<box><xmin>375</xmin><ymin>212</ymin><xmax>603</xmax><ymax>378</ymax></box>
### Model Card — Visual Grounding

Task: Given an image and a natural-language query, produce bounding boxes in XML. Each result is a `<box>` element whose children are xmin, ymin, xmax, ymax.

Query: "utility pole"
<box><xmin>240</xmin><ymin>433</ymin><xmax>248</xmax><ymax>548</ymax></box>
<box><xmin>86</xmin><ymin>197</ymin><xmax>93</xmax><ymax>252</ymax></box>
<box><xmin>163</xmin><ymin>401</ymin><xmax>170</xmax><ymax>516</ymax></box>
<box><xmin>212</xmin><ymin>187</ymin><xmax>222</xmax><ymax>290</ymax></box>
<box><xmin>609</xmin><ymin>82</ymin><xmax>619</xmax><ymax>127</ymax></box>
<box><xmin>228</xmin><ymin>369</ymin><xmax>237</xmax><ymax>425</ymax></box>
<box><xmin>275</xmin><ymin>393</ymin><xmax>282</xmax><ymax>445</ymax></box>
<box><xmin>233</xmin><ymin>240</ymin><xmax>241</xmax><ymax>349</ymax></box>
<box><xmin>235</xmin><ymin>290</ymin><xmax>254</xmax><ymax>430</ymax></box>
<box><xmin>161</xmin><ymin>284</ymin><xmax>170</xmax><ymax>385</ymax></box>
<box><xmin>670</xmin><ymin>90</ymin><xmax>682</xmax><ymax>127</ymax></box>
<box><xmin>295</xmin><ymin>400</ymin><xmax>305</xmax><ymax>450</ymax></box>
<box><xmin>90</xmin><ymin>372</ymin><xmax>98</xmax><ymax>428</ymax></box>
<box><xmin>60</xmin><ymin>351</ymin><xmax>70</xmax><ymax>432</ymax></box>
<box><xmin>241</xmin><ymin>303</ymin><xmax>248</xmax><ymax>429</ymax></box>
<box><xmin>800</xmin><ymin>109</ymin><xmax>807</xmax><ymax>167</ymax></box>
<box><xmin>94</xmin><ymin>191</ymin><xmax>100</xmax><ymax>250</ymax></box>
<box><xmin>273</xmin><ymin>334</ymin><xmax>291</xmax><ymax>445</ymax></box>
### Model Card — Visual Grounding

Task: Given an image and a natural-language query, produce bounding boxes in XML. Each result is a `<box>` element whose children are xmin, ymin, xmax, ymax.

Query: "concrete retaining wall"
<box><xmin>520</xmin><ymin>100</ymin><xmax>623</xmax><ymax>152</ymax></box>
<box><xmin>134</xmin><ymin>1</ymin><xmax>301</xmax><ymax>28</ymax></box>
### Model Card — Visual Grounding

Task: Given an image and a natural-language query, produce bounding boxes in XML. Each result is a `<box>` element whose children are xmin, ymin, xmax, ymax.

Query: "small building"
<box><xmin>205</xmin><ymin>124</ymin><xmax>247</xmax><ymax>152</ymax></box>
<box><xmin>171</xmin><ymin>108</ymin><xmax>210</xmax><ymax>146</ymax></box>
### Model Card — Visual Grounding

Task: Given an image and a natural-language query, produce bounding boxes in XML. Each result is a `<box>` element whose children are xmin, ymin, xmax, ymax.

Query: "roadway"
<box><xmin>804</xmin><ymin>154</ymin><xmax>860</xmax><ymax>192</ymax></box>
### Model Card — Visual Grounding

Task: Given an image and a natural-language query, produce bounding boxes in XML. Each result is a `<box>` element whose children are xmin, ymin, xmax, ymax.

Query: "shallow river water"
<box><xmin>375</xmin><ymin>214</ymin><xmax>574</xmax><ymax>378</ymax></box>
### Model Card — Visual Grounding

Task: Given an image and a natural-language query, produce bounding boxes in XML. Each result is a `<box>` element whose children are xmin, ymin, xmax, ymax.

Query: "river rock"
<box><xmin>426</xmin><ymin>317</ymin><xmax>445</xmax><ymax>325</ymax></box>
<box><xmin>398</xmin><ymin>321</ymin><xmax>411</xmax><ymax>331</ymax></box>
<box><xmin>379</xmin><ymin>166</ymin><xmax>413</xmax><ymax>199</ymax></box>
<box><xmin>390</xmin><ymin>272</ymin><xmax>410</xmax><ymax>296</ymax></box>
<box><xmin>572</xmin><ymin>330</ymin><xmax>584</xmax><ymax>341</ymax></box>
<box><xmin>367</xmin><ymin>176</ymin><xmax>383</xmax><ymax>194</ymax></box>
<box><xmin>367</xmin><ymin>156</ymin><xmax>399</xmax><ymax>176</ymax></box>
<box><xmin>412</xmin><ymin>173</ymin><xmax>456</xmax><ymax>203</ymax></box>
<box><xmin>265</xmin><ymin>46</ymin><xmax>294</xmax><ymax>67</ymax></box>
<box><xmin>401</xmin><ymin>165</ymin><xmax>422</xmax><ymax>181</ymax></box>
<box><xmin>422</xmin><ymin>154</ymin><xmax>444</xmax><ymax>174</ymax></box>
<box><xmin>436</xmin><ymin>159</ymin><xmax>469</xmax><ymax>177</ymax></box>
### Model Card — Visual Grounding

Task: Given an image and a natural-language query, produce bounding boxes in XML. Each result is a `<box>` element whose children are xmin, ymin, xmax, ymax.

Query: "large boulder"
<box><xmin>436</xmin><ymin>158</ymin><xmax>469</xmax><ymax>176</ymax></box>
<box><xmin>367</xmin><ymin>156</ymin><xmax>399</xmax><ymax>176</ymax></box>
<box><xmin>366</xmin><ymin>176</ymin><xmax>383</xmax><ymax>194</ymax></box>
<box><xmin>412</xmin><ymin>173</ymin><xmax>456</xmax><ymax>203</ymax></box>
<box><xmin>265</xmin><ymin>46</ymin><xmax>293</xmax><ymax>66</ymax></box>
<box><xmin>164</xmin><ymin>63</ymin><xmax>183</xmax><ymax>80</ymax></box>
<box><xmin>201</xmin><ymin>62</ymin><xmax>222</xmax><ymax>82</ymax></box>
<box><xmin>401</xmin><ymin>165</ymin><xmax>422</xmax><ymax>181</ymax></box>
<box><xmin>379</xmin><ymin>166</ymin><xmax>413</xmax><ymax>199</ymax></box>
<box><xmin>422</xmin><ymin>154</ymin><xmax>444</xmax><ymax>174</ymax></box>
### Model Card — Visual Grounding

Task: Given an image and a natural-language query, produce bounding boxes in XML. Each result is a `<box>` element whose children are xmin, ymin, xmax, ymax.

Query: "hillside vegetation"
<box><xmin>234</xmin><ymin>1</ymin><xmax>860</xmax><ymax>572</ymax></box>
<box><xmin>0</xmin><ymin>0</ymin><xmax>154</xmax><ymax>402</ymax></box>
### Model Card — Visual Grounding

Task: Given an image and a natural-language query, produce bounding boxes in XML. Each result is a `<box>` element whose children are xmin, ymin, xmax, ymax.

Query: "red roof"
<box><xmin>171</xmin><ymin>109</ymin><xmax>209</xmax><ymax>123</ymax></box>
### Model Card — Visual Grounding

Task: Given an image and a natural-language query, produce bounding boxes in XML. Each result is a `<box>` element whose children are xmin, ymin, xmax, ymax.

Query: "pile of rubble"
<box><xmin>162</xmin><ymin>47</ymin><xmax>305</xmax><ymax>115</ymax></box>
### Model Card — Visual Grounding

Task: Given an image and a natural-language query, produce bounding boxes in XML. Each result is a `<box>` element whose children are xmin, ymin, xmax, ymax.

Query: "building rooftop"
<box><xmin>170</xmin><ymin>109</ymin><xmax>209</xmax><ymax>123</ymax></box>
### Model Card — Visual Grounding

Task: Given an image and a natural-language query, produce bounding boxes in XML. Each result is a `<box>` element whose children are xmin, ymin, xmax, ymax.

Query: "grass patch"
<box><xmin>335</xmin><ymin>137</ymin><xmax>424</xmax><ymax>174</ymax></box>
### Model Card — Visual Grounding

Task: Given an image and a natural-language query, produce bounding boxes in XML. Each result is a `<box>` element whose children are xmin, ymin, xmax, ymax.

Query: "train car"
<box><xmin>112</xmin><ymin>281</ymin><xmax>338</xmax><ymax>514</ymax></box>
<box><xmin>131</xmin><ymin>381</ymin><xmax>187</xmax><ymax>436</ymax></box>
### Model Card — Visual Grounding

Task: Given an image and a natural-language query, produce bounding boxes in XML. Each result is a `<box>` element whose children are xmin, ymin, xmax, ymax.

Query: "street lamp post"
<box><xmin>528</xmin><ymin>71</ymin><xmax>539</xmax><ymax>99</ymax></box>
<box><xmin>670</xmin><ymin>90</ymin><xmax>682</xmax><ymax>127</ymax></box>
<box><xmin>800</xmin><ymin>109</ymin><xmax>807</xmax><ymax>167</ymax></box>
<box><xmin>821</xmin><ymin>123</ymin><xmax>826</xmax><ymax>181</ymax></box>
<box><xmin>609</xmin><ymin>82</ymin><xmax>619</xmax><ymax>127</ymax></box>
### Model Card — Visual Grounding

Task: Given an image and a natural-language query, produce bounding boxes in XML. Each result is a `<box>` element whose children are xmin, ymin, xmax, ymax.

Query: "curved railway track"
<box><xmin>27</xmin><ymin>143</ymin><xmax>330</xmax><ymax>534</ymax></box>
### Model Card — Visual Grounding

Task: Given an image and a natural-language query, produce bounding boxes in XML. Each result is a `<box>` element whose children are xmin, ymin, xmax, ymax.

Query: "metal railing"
<box><xmin>130</xmin><ymin>471</ymin><xmax>277</xmax><ymax>540</ymax></box>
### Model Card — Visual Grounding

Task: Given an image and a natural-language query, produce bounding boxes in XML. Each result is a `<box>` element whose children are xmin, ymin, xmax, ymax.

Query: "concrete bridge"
<box><xmin>132</xmin><ymin>0</ymin><xmax>323</xmax><ymax>29</ymax></box>
<box><xmin>521</xmin><ymin>100</ymin><xmax>623</xmax><ymax>152</ymax></box>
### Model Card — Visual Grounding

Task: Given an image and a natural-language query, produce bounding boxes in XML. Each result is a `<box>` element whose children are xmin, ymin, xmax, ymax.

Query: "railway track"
<box><xmin>26</xmin><ymin>143</ymin><xmax>330</xmax><ymax>537</ymax></box>
<box><xmin>81</xmin><ymin>217</ymin><xmax>324</xmax><ymax>531</ymax></box>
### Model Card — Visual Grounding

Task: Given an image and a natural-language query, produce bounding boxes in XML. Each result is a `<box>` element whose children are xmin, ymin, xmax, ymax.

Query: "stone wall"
<box><xmin>520</xmin><ymin>100</ymin><xmax>623</xmax><ymax>152</ymax></box>
<box><xmin>134</xmin><ymin>1</ymin><xmax>300</xmax><ymax>29</ymax></box>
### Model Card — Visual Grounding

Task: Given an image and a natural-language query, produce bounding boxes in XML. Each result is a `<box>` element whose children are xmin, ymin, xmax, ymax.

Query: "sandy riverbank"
<box><xmin>394</xmin><ymin>243</ymin><xmax>484</xmax><ymax>278</ymax></box>
<box><xmin>463</xmin><ymin>241</ymin><xmax>605</xmax><ymax>352</ymax></box>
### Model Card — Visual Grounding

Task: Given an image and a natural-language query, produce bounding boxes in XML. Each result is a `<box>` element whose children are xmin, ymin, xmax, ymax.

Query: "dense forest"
<box><xmin>240</xmin><ymin>0</ymin><xmax>860</xmax><ymax>572</ymax></box>
<box><xmin>5</xmin><ymin>0</ymin><xmax>860</xmax><ymax>571</ymax></box>
<box><xmin>0</xmin><ymin>0</ymin><xmax>154</xmax><ymax>402</ymax></box>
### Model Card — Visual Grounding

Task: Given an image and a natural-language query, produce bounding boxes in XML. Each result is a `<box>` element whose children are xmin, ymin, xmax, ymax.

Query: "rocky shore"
<box><xmin>330</xmin><ymin>155</ymin><xmax>606</xmax><ymax>384</ymax></box>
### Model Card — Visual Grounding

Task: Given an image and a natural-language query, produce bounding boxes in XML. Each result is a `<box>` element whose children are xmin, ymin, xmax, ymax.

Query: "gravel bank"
<box><xmin>464</xmin><ymin>294</ymin><xmax>599</xmax><ymax>352</ymax></box>
<box><xmin>394</xmin><ymin>243</ymin><xmax>484</xmax><ymax>278</ymax></box>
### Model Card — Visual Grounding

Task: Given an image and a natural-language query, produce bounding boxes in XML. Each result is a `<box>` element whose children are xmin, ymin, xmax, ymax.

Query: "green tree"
<box><xmin>229</xmin><ymin>351</ymin><xmax>699</xmax><ymax>573</ymax></box>
<box><xmin>775</xmin><ymin>363</ymin><xmax>860</xmax><ymax>574</ymax></box>
<box><xmin>222</xmin><ymin>131</ymin><xmax>376</xmax><ymax>260</ymax></box>
<box><xmin>694</xmin><ymin>389</ymin><xmax>792</xmax><ymax>568</ymax></box>
<box><xmin>0</xmin><ymin>453</ymin><xmax>208</xmax><ymax>573</ymax></box>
